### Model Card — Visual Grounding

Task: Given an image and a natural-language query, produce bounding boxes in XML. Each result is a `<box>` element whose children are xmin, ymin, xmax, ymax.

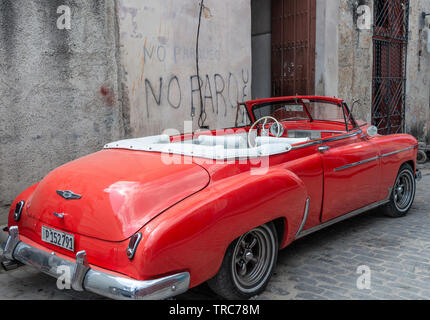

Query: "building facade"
<box><xmin>252</xmin><ymin>0</ymin><xmax>430</xmax><ymax>140</ymax></box>
<box><xmin>0</xmin><ymin>0</ymin><xmax>429</xmax><ymax>221</ymax></box>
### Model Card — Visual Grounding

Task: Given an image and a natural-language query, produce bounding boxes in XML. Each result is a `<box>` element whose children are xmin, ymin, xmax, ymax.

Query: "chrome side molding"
<box><xmin>334</xmin><ymin>145</ymin><xmax>419</xmax><ymax>172</ymax></box>
<box><xmin>295</xmin><ymin>199</ymin><xmax>390</xmax><ymax>239</ymax></box>
<box><xmin>295</xmin><ymin>198</ymin><xmax>310</xmax><ymax>238</ymax></box>
<box><xmin>334</xmin><ymin>156</ymin><xmax>379</xmax><ymax>172</ymax></box>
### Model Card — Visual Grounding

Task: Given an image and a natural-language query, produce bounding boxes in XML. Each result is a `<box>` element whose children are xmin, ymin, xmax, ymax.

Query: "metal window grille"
<box><xmin>372</xmin><ymin>0</ymin><xmax>409</xmax><ymax>135</ymax></box>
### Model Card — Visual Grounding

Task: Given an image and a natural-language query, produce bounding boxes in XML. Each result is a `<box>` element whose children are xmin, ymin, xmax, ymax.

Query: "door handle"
<box><xmin>318</xmin><ymin>145</ymin><xmax>330</xmax><ymax>153</ymax></box>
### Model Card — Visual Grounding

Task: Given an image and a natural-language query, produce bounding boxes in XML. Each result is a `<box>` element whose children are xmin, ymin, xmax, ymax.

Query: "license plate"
<box><xmin>41</xmin><ymin>226</ymin><xmax>74</xmax><ymax>252</ymax></box>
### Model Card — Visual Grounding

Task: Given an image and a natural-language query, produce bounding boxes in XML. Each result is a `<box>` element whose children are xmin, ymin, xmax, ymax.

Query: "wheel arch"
<box><xmin>272</xmin><ymin>217</ymin><xmax>287</xmax><ymax>247</ymax></box>
<box><xmin>138</xmin><ymin>167</ymin><xmax>308</xmax><ymax>287</ymax></box>
<box><xmin>402</xmin><ymin>159</ymin><xmax>415</xmax><ymax>172</ymax></box>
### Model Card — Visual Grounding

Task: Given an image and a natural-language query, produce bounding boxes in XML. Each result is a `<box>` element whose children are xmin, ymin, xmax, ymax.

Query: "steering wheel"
<box><xmin>248</xmin><ymin>116</ymin><xmax>282</xmax><ymax>148</ymax></box>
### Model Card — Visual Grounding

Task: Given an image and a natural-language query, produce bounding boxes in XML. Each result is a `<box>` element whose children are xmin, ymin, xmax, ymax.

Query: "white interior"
<box><xmin>104</xmin><ymin>134</ymin><xmax>310</xmax><ymax>159</ymax></box>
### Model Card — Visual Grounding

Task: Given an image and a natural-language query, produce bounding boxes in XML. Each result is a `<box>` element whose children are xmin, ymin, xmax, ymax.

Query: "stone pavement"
<box><xmin>1</xmin><ymin>164</ymin><xmax>430</xmax><ymax>300</ymax></box>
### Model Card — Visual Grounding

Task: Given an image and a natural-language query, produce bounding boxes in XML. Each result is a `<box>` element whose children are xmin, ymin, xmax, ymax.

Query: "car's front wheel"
<box><xmin>382</xmin><ymin>163</ymin><xmax>416</xmax><ymax>218</ymax></box>
<box><xmin>208</xmin><ymin>222</ymin><xmax>278</xmax><ymax>300</ymax></box>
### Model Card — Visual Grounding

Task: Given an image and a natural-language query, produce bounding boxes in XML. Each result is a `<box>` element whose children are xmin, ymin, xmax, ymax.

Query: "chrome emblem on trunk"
<box><xmin>53</xmin><ymin>212</ymin><xmax>66</xmax><ymax>219</ymax></box>
<box><xmin>56</xmin><ymin>190</ymin><xmax>82</xmax><ymax>200</ymax></box>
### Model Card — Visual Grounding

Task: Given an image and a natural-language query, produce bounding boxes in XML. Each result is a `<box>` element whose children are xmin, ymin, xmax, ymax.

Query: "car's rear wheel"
<box><xmin>382</xmin><ymin>163</ymin><xmax>416</xmax><ymax>218</ymax></box>
<box><xmin>208</xmin><ymin>223</ymin><xmax>278</xmax><ymax>300</ymax></box>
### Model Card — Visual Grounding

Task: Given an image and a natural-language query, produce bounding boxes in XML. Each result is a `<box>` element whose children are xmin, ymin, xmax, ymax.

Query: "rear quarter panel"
<box><xmin>136</xmin><ymin>167</ymin><xmax>308</xmax><ymax>287</ymax></box>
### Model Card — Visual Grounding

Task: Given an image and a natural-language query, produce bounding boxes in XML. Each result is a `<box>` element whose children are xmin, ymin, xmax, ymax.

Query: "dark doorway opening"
<box><xmin>251</xmin><ymin>0</ymin><xmax>272</xmax><ymax>100</ymax></box>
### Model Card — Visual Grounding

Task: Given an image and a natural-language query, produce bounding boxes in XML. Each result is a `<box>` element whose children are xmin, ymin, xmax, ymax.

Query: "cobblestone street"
<box><xmin>1</xmin><ymin>164</ymin><xmax>430</xmax><ymax>300</ymax></box>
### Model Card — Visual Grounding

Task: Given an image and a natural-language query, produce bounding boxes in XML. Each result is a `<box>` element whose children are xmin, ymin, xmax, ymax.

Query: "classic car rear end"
<box><xmin>0</xmin><ymin>149</ymin><xmax>212</xmax><ymax>299</ymax></box>
<box><xmin>1</xmin><ymin>96</ymin><xmax>420</xmax><ymax>300</ymax></box>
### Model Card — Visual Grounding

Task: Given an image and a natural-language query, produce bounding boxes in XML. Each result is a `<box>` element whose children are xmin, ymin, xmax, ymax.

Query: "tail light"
<box><xmin>126</xmin><ymin>233</ymin><xmax>142</xmax><ymax>260</ymax></box>
<box><xmin>13</xmin><ymin>201</ymin><xmax>25</xmax><ymax>221</ymax></box>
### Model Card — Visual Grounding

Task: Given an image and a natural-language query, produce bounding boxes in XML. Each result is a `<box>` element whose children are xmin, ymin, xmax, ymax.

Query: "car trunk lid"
<box><xmin>26</xmin><ymin>149</ymin><xmax>209</xmax><ymax>241</ymax></box>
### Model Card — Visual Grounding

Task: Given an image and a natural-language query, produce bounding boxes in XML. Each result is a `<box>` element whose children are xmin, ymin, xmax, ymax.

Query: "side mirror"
<box><xmin>367</xmin><ymin>126</ymin><xmax>378</xmax><ymax>137</ymax></box>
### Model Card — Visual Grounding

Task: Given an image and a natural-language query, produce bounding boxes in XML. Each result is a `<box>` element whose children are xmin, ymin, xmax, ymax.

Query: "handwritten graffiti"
<box><xmin>143</xmin><ymin>41</ymin><xmax>221</xmax><ymax>64</ymax></box>
<box><xmin>142</xmin><ymin>70</ymin><xmax>249</xmax><ymax>119</ymax></box>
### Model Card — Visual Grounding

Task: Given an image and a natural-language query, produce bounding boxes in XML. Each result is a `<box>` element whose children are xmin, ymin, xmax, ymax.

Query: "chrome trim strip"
<box><xmin>0</xmin><ymin>228</ymin><xmax>190</xmax><ymax>300</ymax></box>
<box><xmin>295</xmin><ymin>198</ymin><xmax>310</xmax><ymax>238</ymax></box>
<box><xmin>379</xmin><ymin>145</ymin><xmax>417</xmax><ymax>158</ymax></box>
<box><xmin>291</xmin><ymin>129</ymin><xmax>362</xmax><ymax>151</ymax></box>
<box><xmin>295</xmin><ymin>199</ymin><xmax>389</xmax><ymax>239</ymax></box>
<box><xmin>288</xmin><ymin>129</ymin><xmax>346</xmax><ymax>134</ymax></box>
<box><xmin>334</xmin><ymin>145</ymin><xmax>418</xmax><ymax>172</ymax></box>
<box><xmin>334</xmin><ymin>156</ymin><xmax>379</xmax><ymax>172</ymax></box>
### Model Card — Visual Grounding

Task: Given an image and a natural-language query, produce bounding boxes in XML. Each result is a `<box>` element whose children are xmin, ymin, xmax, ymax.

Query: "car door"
<box><xmin>319</xmin><ymin>132</ymin><xmax>381</xmax><ymax>222</ymax></box>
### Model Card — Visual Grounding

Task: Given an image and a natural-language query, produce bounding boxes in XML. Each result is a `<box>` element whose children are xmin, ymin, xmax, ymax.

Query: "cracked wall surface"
<box><xmin>117</xmin><ymin>0</ymin><xmax>252</xmax><ymax>136</ymax></box>
<box><xmin>0</xmin><ymin>0</ymin><xmax>252</xmax><ymax>222</ymax></box>
<box><xmin>336</xmin><ymin>0</ymin><xmax>430</xmax><ymax>141</ymax></box>
<box><xmin>0</xmin><ymin>0</ymin><xmax>124</xmax><ymax>221</ymax></box>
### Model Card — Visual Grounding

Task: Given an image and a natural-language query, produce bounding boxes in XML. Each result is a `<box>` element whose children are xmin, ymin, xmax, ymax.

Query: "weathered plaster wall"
<box><xmin>336</xmin><ymin>0</ymin><xmax>430</xmax><ymax>140</ymax></box>
<box><xmin>118</xmin><ymin>0</ymin><xmax>252</xmax><ymax>136</ymax></box>
<box><xmin>0</xmin><ymin>0</ymin><xmax>124</xmax><ymax>222</ymax></box>
<box><xmin>315</xmin><ymin>0</ymin><xmax>339</xmax><ymax>98</ymax></box>
<box><xmin>405</xmin><ymin>0</ymin><xmax>430</xmax><ymax>143</ymax></box>
<box><xmin>337</xmin><ymin>0</ymin><xmax>373</xmax><ymax>123</ymax></box>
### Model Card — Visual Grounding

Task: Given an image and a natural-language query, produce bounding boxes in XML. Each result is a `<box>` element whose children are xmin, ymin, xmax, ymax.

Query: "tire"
<box><xmin>207</xmin><ymin>222</ymin><xmax>278</xmax><ymax>300</ymax></box>
<box><xmin>382</xmin><ymin>163</ymin><xmax>416</xmax><ymax>218</ymax></box>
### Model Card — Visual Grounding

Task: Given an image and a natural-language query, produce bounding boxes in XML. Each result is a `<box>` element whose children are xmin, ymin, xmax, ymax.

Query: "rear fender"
<box><xmin>137</xmin><ymin>168</ymin><xmax>308</xmax><ymax>287</ymax></box>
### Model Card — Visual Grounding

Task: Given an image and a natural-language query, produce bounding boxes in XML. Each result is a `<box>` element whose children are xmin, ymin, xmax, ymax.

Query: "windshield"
<box><xmin>252</xmin><ymin>99</ymin><xmax>347</xmax><ymax>124</ymax></box>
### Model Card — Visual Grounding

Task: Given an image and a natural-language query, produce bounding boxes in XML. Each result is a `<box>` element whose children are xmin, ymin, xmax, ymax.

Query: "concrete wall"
<box><xmin>335</xmin><ymin>0</ymin><xmax>430</xmax><ymax>142</ymax></box>
<box><xmin>337</xmin><ymin>0</ymin><xmax>373</xmax><ymax>123</ymax></box>
<box><xmin>0</xmin><ymin>0</ymin><xmax>124</xmax><ymax>222</ymax></box>
<box><xmin>251</xmin><ymin>0</ymin><xmax>272</xmax><ymax>99</ymax></box>
<box><xmin>0</xmin><ymin>0</ymin><xmax>253</xmax><ymax>222</ymax></box>
<box><xmin>315</xmin><ymin>0</ymin><xmax>339</xmax><ymax>98</ymax></box>
<box><xmin>118</xmin><ymin>0</ymin><xmax>252</xmax><ymax>136</ymax></box>
<box><xmin>405</xmin><ymin>0</ymin><xmax>430</xmax><ymax>143</ymax></box>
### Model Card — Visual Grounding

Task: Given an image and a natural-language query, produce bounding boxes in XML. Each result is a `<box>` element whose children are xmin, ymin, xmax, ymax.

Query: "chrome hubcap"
<box><xmin>393</xmin><ymin>169</ymin><xmax>415</xmax><ymax>212</ymax></box>
<box><xmin>231</xmin><ymin>226</ymin><xmax>275</xmax><ymax>292</ymax></box>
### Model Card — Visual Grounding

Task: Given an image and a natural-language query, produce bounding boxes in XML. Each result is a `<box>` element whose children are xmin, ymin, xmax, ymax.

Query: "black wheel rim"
<box><xmin>393</xmin><ymin>169</ymin><xmax>415</xmax><ymax>212</ymax></box>
<box><xmin>231</xmin><ymin>226</ymin><xmax>275</xmax><ymax>293</ymax></box>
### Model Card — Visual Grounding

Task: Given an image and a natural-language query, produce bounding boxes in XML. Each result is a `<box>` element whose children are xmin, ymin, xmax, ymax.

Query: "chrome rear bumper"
<box><xmin>0</xmin><ymin>226</ymin><xmax>190</xmax><ymax>300</ymax></box>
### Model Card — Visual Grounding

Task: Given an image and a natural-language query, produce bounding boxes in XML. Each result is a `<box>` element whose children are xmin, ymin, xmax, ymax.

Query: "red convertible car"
<box><xmin>0</xmin><ymin>96</ymin><xmax>420</xmax><ymax>300</ymax></box>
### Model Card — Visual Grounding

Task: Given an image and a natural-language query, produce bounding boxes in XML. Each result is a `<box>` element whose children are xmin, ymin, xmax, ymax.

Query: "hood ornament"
<box><xmin>56</xmin><ymin>190</ymin><xmax>82</xmax><ymax>200</ymax></box>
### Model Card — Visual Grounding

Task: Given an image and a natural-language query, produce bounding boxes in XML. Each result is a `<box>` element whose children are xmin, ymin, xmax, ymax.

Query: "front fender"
<box><xmin>137</xmin><ymin>167</ymin><xmax>308</xmax><ymax>287</ymax></box>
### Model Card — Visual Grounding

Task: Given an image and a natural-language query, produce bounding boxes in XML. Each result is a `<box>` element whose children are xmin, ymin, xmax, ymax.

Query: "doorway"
<box><xmin>271</xmin><ymin>0</ymin><xmax>316</xmax><ymax>97</ymax></box>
